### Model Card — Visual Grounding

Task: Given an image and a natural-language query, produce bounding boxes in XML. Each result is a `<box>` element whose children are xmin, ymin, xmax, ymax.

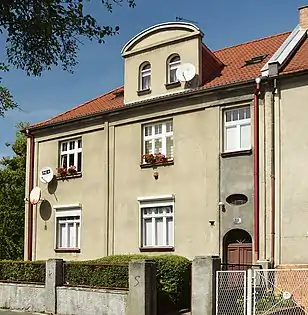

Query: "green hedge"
<box><xmin>0</xmin><ymin>261</ymin><xmax>45</xmax><ymax>283</ymax></box>
<box><xmin>93</xmin><ymin>254</ymin><xmax>191</xmax><ymax>312</ymax></box>
<box><xmin>64</xmin><ymin>262</ymin><xmax>129</xmax><ymax>289</ymax></box>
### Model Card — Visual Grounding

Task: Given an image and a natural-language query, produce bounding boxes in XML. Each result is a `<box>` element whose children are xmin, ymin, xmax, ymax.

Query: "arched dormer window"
<box><xmin>140</xmin><ymin>62</ymin><xmax>151</xmax><ymax>91</ymax></box>
<box><xmin>167</xmin><ymin>55</ymin><xmax>181</xmax><ymax>84</ymax></box>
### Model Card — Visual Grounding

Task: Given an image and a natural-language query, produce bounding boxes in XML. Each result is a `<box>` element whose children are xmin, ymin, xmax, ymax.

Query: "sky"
<box><xmin>0</xmin><ymin>0</ymin><xmax>306</xmax><ymax>157</ymax></box>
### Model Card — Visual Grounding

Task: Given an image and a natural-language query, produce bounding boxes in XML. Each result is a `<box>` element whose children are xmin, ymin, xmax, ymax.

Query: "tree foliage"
<box><xmin>0</xmin><ymin>122</ymin><xmax>28</xmax><ymax>260</ymax></box>
<box><xmin>0</xmin><ymin>0</ymin><xmax>136</xmax><ymax>115</ymax></box>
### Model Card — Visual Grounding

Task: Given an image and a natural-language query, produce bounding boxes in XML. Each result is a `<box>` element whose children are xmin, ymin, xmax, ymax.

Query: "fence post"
<box><xmin>45</xmin><ymin>259</ymin><xmax>64</xmax><ymax>314</ymax></box>
<box><xmin>191</xmin><ymin>255</ymin><xmax>221</xmax><ymax>315</ymax></box>
<box><xmin>128</xmin><ymin>259</ymin><xmax>157</xmax><ymax>315</ymax></box>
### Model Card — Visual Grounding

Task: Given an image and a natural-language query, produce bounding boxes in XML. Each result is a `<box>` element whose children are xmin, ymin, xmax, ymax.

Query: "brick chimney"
<box><xmin>299</xmin><ymin>5</ymin><xmax>308</xmax><ymax>29</ymax></box>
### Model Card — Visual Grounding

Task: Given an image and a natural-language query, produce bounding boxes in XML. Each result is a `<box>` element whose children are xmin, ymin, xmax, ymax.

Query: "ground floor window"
<box><xmin>54</xmin><ymin>205</ymin><xmax>81</xmax><ymax>250</ymax></box>
<box><xmin>138</xmin><ymin>196</ymin><xmax>174</xmax><ymax>248</ymax></box>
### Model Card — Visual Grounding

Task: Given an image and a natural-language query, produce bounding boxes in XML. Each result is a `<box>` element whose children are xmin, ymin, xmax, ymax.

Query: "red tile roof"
<box><xmin>33</xmin><ymin>31</ymin><xmax>308</xmax><ymax>129</ymax></box>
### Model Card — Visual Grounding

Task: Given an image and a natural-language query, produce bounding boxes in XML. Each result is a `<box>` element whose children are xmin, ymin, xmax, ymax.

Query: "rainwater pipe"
<box><xmin>270</xmin><ymin>78</ymin><xmax>277</xmax><ymax>267</ymax></box>
<box><xmin>25</xmin><ymin>129</ymin><xmax>35</xmax><ymax>261</ymax></box>
<box><xmin>254</xmin><ymin>77</ymin><xmax>261</xmax><ymax>262</ymax></box>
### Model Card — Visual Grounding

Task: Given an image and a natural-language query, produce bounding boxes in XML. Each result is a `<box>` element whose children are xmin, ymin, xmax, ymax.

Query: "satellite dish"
<box><xmin>176</xmin><ymin>63</ymin><xmax>196</xmax><ymax>82</ymax></box>
<box><xmin>39</xmin><ymin>167</ymin><xmax>54</xmax><ymax>184</ymax></box>
<box><xmin>29</xmin><ymin>187</ymin><xmax>42</xmax><ymax>205</ymax></box>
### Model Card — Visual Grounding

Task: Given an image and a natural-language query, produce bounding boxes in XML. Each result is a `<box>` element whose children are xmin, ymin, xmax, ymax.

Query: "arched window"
<box><xmin>140</xmin><ymin>62</ymin><xmax>151</xmax><ymax>91</ymax></box>
<box><xmin>167</xmin><ymin>55</ymin><xmax>181</xmax><ymax>84</ymax></box>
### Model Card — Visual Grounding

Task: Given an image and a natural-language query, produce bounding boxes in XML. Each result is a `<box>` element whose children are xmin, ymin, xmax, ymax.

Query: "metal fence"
<box><xmin>0</xmin><ymin>261</ymin><xmax>45</xmax><ymax>284</ymax></box>
<box><xmin>63</xmin><ymin>262</ymin><xmax>129</xmax><ymax>290</ymax></box>
<box><xmin>216</xmin><ymin>270</ymin><xmax>247</xmax><ymax>315</ymax></box>
<box><xmin>253</xmin><ymin>269</ymin><xmax>308</xmax><ymax>315</ymax></box>
<box><xmin>216</xmin><ymin>268</ymin><xmax>308</xmax><ymax>315</ymax></box>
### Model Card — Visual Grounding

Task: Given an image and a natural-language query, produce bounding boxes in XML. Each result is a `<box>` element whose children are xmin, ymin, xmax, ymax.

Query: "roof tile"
<box><xmin>33</xmin><ymin>31</ymin><xmax>308</xmax><ymax>129</ymax></box>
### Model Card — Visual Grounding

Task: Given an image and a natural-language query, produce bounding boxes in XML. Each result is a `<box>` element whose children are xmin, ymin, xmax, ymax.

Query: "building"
<box><xmin>25</xmin><ymin>5</ymin><xmax>308</xmax><ymax>267</ymax></box>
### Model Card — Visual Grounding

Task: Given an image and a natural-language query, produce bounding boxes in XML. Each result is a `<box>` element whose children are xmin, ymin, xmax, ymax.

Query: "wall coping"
<box><xmin>57</xmin><ymin>286</ymin><xmax>128</xmax><ymax>295</ymax></box>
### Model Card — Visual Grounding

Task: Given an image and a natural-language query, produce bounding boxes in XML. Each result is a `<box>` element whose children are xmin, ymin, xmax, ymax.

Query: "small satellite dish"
<box><xmin>176</xmin><ymin>63</ymin><xmax>196</xmax><ymax>82</ymax></box>
<box><xmin>39</xmin><ymin>167</ymin><xmax>54</xmax><ymax>184</ymax></box>
<box><xmin>29</xmin><ymin>187</ymin><xmax>42</xmax><ymax>205</ymax></box>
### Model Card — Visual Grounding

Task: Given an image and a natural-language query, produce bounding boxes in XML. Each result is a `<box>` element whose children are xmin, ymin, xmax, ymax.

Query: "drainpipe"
<box><xmin>270</xmin><ymin>79</ymin><xmax>277</xmax><ymax>267</ymax></box>
<box><xmin>254</xmin><ymin>77</ymin><xmax>261</xmax><ymax>262</ymax></box>
<box><xmin>25</xmin><ymin>130</ymin><xmax>35</xmax><ymax>261</ymax></box>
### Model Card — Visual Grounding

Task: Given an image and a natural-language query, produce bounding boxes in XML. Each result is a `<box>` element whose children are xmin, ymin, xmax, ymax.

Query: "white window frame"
<box><xmin>168</xmin><ymin>55</ymin><xmax>181</xmax><ymax>83</ymax></box>
<box><xmin>143</xmin><ymin>120</ymin><xmax>173</xmax><ymax>160</ymax></box>
<box><xmin>138</xmin><ymin>195</ymin><xmax>175</xmax><ymax>249</ymax></box>
<box><xmin>224</xmin><ymin>106</ymin><xmax>251</xmax><ymax>152</ymax></box>
<box><xmin>140</xmin><ymin>63</ymin><xmax>151</xmax><ymax>91</ymax></box>
<box><xmin>59</xmin><ymin>138</ymin><xmax>82</xmax><ymax>172</ymax></box>
<box><xmin>54</xmin><ymin>204</ymin><xmax>81</xmax><ymax>250</ymax></box>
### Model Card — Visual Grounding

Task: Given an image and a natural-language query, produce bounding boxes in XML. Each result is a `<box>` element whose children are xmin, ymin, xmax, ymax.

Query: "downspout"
<box><xmin>25</xmin><ymin>130</ymin><xmax>35</xmax><ymax>261</ymax></box>
<box><xmin>270</xmin><ymin>79</ymin><xmax>277</xmax><ymax>266</ymax></box>
<box><xmin>254</xmin><ymin>77</ymin><xmax>261</xmax><ymax>262</ymax></box>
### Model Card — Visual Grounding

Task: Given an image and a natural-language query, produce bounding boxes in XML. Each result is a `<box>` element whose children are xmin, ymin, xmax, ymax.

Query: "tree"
<box><xmin>0</xmin><ymin>122</ymin><xmax>28</xmax><ymax>260</ymax></box>
<box><xmin>0</xmin><ymin>0</ymin><xmax>136</xmax><ymax>116</ymax></box>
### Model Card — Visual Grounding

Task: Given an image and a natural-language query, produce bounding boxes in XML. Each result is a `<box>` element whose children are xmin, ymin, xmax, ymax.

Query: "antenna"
<box><xmin>29</xmin><ymin>187</ymin><xmax>42</xmax><ymax>205</ymax></box>
<box><xmin>176</xmin><ymin>63</ymin><xmax>196</xmax><ymax>83</ymax></box>
<box><xmin>39</xmin><ymin>167</ymin><xmax>54</xmax><ymax>184</ymax></box>
<box><xmin>175</xmin><ymin>16</ymin><xmax>198</xmax><ymax>25</ymax></box>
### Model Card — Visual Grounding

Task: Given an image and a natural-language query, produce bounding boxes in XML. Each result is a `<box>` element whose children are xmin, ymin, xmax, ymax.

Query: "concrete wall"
<box><xmin>0</xmin><ymin>283</ymin><xmax>46</xmax><ymax>313</ymax></box>
<box><xmin>57</xmin><ymin>287</ymin><xmax>127</xmax><ymax>315</ymax></box>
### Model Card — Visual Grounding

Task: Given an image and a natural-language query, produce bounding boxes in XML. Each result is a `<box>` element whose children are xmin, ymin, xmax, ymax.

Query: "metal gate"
<box><xmin>216</xmin><ymin>269</ymin><xmax>308</xmax><ymax>315</ymax></box>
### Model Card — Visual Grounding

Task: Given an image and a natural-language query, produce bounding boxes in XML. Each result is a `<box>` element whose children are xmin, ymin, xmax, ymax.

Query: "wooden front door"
<box><xmin>227</xmin><ymin>243</ymin><xmax>252</xmax><ymax>270</ymax></box>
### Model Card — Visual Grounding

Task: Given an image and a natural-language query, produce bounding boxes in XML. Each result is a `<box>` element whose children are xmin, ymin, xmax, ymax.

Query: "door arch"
<box><xmin>223</xmin><ymin>229</ymin><xmax>252</xmax><ymax>270</ymax></box>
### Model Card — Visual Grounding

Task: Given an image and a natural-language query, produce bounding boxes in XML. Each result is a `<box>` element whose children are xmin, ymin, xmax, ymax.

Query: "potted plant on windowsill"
<box><xmin>57</xmin><ymin>167</ymin><xmax>67</xmax><ymax>178</ymax></box>
<box><xmin>143</xmin><ymin>153</ymin><xmax>169</xmax><ymax>165</ymax></box>
<box><xmin>67</xmin><ymin>165</ymin><xmax>78</xmax><ymax>176</ymax></box>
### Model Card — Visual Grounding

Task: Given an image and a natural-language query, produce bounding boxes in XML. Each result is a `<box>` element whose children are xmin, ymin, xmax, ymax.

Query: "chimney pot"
<box><xmin>299</xmin><ymin>5</ymin><xmax>308</xmax><ymax>29</ymax></box>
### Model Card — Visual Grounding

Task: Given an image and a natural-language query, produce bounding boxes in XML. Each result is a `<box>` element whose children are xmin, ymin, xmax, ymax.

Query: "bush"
<box><xmin>64</xmin><ymin>262</ymin><xmax>129</xmax><ymax>289</ymax></box>
<box><xmin>0</xmin><ymin>261</ymin><xmax>45</xmax><ymax>283</ymax></box>
<box><xmin>93</xmin><ymin>254</ymin><xmax>191</xmax><ymax>312</ymax></box>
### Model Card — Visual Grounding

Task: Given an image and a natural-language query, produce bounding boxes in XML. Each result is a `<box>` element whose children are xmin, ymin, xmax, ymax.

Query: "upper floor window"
<box><xmin>140</xmin><ymin>62</ymin><xmax>151</xmax><ymax>91</ymax></box>
<box><xmin>143</xmin><ymin>120</ymin><xmax>173</xmax><ymax>161</ymax></box>
<box><xmin>224</xmin><ymin>107</ymin><xmax>251</xmax><ymax>152</ymax></box>
<box><xmin>60</xmin><ymin>138</ymin><xmax>82</xmax><ymax>172</ymax></box>
<box><xmin>168</xmin><ymin>55</ymin><xmax>181</xmax><ymax>84</ymax></box>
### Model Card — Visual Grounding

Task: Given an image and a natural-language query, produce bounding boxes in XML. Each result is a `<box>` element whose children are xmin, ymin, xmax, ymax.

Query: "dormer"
<box><xmin>121</xmin><ymin>22</ymin><xmax>204</xmax><ymax>104</ymax></box>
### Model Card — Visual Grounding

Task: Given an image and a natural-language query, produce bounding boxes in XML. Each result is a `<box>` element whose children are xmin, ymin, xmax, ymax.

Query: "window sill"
<box><xmin>54</xmin><ymin>248</ymin><xmax>80</xmax><ymax>253</ymax></box>
<box><xmin>56</xmin><ymin>172</ymin><xmax>82</xmax><ymax>181</ymax></box>
<box><xmin>165</xmin><ymin>81</ymin><xmax>181</xmax><ymax>89</ymax></box>
<box><xmin>137</xmin><ymin>89</ymin><xmax>151</xmax><ymax>96</ymax></box>
<box><xmin>140</xmin><ymin>160</ymin><xmax>174</xmax><ymax>168</ymax></box>
<box><xmin>221</xmin><ymin>149</ymin><xmax>252</xmax><ymax>158</ymax></box>
<box><xmin>139</xmin><ymin>246</ymin><xmax>174</xmax><ymax>252</ymax></box>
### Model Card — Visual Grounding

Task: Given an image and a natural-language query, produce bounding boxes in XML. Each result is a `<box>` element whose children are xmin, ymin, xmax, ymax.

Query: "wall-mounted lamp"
<box><xmin>209</xmin><ymin>220</ymin><xmax>215</xmax><ymax>226</ymax></box>
<box><xmin>153</xmin><ymin>171</ymin><xmax>159</xmax><ymax>180</ymax></box>
<box><xmin>219</xmin><ymin>201</ymin><xmax>226</xmax><ymax>212</ymax></box>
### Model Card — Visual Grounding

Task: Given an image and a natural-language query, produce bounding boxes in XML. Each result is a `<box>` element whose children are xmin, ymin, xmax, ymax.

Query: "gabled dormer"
<box><xmin>121</xmin><ymin>22</ymin><xmax>204</xmax><ymax>104</ymax></box>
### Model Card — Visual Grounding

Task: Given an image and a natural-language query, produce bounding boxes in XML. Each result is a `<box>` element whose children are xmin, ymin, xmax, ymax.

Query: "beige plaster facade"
<box><xmin>25</xmin><ymin>19</ymin><xmax>308</xmax><ymax>266</ymax></box>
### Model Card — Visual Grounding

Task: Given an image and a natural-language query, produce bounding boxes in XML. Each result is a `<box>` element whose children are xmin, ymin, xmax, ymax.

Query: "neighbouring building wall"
<box><xmin>278</xmin><ymin>76</ymin><xmax>308</xmax><ymax>264</ymax></box>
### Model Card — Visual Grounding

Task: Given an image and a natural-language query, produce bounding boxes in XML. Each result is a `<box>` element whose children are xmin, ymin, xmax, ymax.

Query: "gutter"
<box><xmin>270</xmin><ymin>79</ymin><xmax>277</xmax><ymax>266</ymax></box>
<box><xmin>25</xmin><ymin>129</ymin><xmax>35</xmax><ymax>261</ymax></box>
<box><xmin>254</xmin><ymin>77</ymin><xmax>261</xmax><ymax>262</ymax></box>
<box><xmin>28</xmin><ymin>78</ymin><xmax>256</xmax><ymax>133</ymax></box>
